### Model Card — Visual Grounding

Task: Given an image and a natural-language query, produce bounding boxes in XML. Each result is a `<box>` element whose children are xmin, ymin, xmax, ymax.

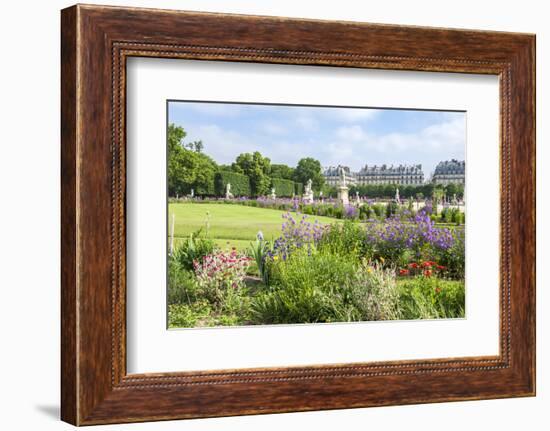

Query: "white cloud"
<box><xmin>327</xmin><ymin>118</ymin><xmax>465</xmax><ymax>174</ymax></box>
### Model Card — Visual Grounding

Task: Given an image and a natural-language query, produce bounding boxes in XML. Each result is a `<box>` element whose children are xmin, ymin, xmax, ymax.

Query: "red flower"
<box><xmin>435</xmin><ymin>287</ymin><xmax>442</xmax><ymax>294</ymax></box>
<box><xmin>437</xmin><ymin>265</ymin><xmax>446</xmax><ymax>270</ymax></box>
<box><xmin>423</xmin><ymin>269</ymin><xmax>433</xmax><ymax>277</ymax></box>
<box><xmin>408</xmin><ymin>262</ymin><xmax>419</xmax><ymax>269</ymax></box>
<box><xmin>399</xmin><ymin>269</ymin><xmax>410</xmax><ymax>276</ymax></box>
<box><xmin>421</xmin><ymin>261</ymin><xmax>432</xmax><ymax>268</ymax></box>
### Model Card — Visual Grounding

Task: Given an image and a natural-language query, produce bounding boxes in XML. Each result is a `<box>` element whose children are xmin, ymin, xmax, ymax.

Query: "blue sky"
<box><xmin>168</xmin><ymin>101</ymin><xmax>465</xmax><ymax>178</ymax></box>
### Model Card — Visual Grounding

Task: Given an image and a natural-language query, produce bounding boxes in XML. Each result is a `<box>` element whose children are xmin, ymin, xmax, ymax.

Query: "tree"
<box><xmin>293</xmin><ymin>157</ymin><xmax>325</xmax><ymax>190</ymax></box>
<box><xmin>270</xmin><ymin>164</ymin><xmax>295</xmax><ymax>180</ymax></box>
<box><xmin>232</xmin><ymin>151</ymin><xmax>271</xmax><ymax>196</ymax></box>
<box><xmin>167</xmin><ymin>123</ymin><xmax>217</xmax><ymax>196</ymax></box>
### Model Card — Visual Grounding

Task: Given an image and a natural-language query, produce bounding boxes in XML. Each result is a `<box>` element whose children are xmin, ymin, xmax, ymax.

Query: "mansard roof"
<box><xmin>434</xmin><ymin>159</ymin><xmax>465</xmax><ymax>175</ymax></box>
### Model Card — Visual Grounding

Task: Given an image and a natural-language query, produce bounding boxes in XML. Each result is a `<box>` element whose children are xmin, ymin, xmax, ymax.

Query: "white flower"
<box><xmin>256</xmin><ymin>231</ymin><xmax>264</xmax><ymax>241</ymax></box>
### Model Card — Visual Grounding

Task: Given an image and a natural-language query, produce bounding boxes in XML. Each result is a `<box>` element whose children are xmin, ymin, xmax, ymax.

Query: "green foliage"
<box><xmin>344</xmin><ymin>264</ymin><xmax>401</xmax><ymax>321</ymax></box>
<box><xmin>168</xmin><ymin>301</ymin><xmax>213</xmax><ymax>328</ymax></box>
<box><xmin>248</xmin><ymin>237</ymin><xmax>272</xmax><ymax>286</ymax></box>
<box><xmin>294</xmin><ymin>182</ymin><xmax>303</xmax><ymax>196</ymax></box>
<box><xmin>385</xmin><ymin>201</ymin><xmax>398</xmax><ymax>218</ymax></box>
<box><xmin>167</xmin><ymin>123</ymin><xmax>217</xmax><ymax>196</ymax></box>
<box><xmin>232</xmin><ymin>151</ymin><xmax>271</xmax><ymax>196</ymax></box>
<box><xmin>397</xmin><ymin>277</ymin><xmax>465</xmax><ymax>319</ymax></box>
<box><xmin>214</xmin><ymin>171</ymin><xmax>251</xmax><ymax>197</ymax></box>
<box><xmin>252</xmin><ymin>251</ymin><xmax>400</xmax><ymax>324</ymax></box>
<box><xmin>270</xmin><ymin>164</ymin><xmax>295</xmax><ymax>180</ymax></box>
<box><xmin>293</xmin><ymin>157</ymin><xmax>325</xmax><ymax>191</ymax></box>
<box><xmin>347</xmin><ymin>183</ymin><xmax>466</xmax><ymax>200</ymax></box>
<box><xmin>167</xmin><ymin>261</ymin><xmax>200</xmax><ymax>305</ymax></box>
<box><xmin>317</xmin><ymin>221</ymin><xmax>365</xmax><ymax>258</ymax></box>
<box><xmin>252</xmin><ymin>249</ymin><xmax>359</xmax><ymax>324</ymax></box>
<box><xmin>270</xmin><ymin>177</ymin><xmax>295</xmax><ymax>197</ymax></box>
<box><xmin>171</xmin><ymin>230</ymin><xmax>216</xmax><ymax>271</ymax></box>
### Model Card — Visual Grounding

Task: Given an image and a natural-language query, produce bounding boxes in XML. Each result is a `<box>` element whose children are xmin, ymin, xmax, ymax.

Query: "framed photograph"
<box><xmin>61</xmin><ymin>4</ymin><xmax>535</xmax><ymax>425</ymax></box>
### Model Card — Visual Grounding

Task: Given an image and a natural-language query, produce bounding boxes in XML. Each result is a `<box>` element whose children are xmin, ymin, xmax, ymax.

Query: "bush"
<box><xmin>317</xmin><ymin>220</ymin><xmax>365</xmax><ymax>258</ymax></box>
<box><xmin>252</xmin><ymin>249</ymin><xmax>359</xmax><ymax>324</ymax></box>
<box><xmin>345</xmin><ymin>264</ymin><xmax>401</xmax><ymax>321</ymax></box>
<box><xmin>271</xmin><ymin>177</ymin><xmax>295</xmax><ymax>197</ymax></box>
<box><xmin>193</xmin><ymin>250</ymin><xmax>253</xmax><ymax>310</ymax></box>
<box><xmin>214</xmin><ymin>171</ymin><xmax>251</xmax><ymax>197</ymax></box>
<box><xmin>434</xmin><ymin>227</ymin><xmax>465</xmax><ymax>279</ymax></box>
<box><xmin>397</xmin><ymin>277</ymin><xmax>465</xmax><ymax>319</ymax></box>
<box><xmin>252</xmin><ymin>249</ymin><xmax>400</xmax><ymax>324</ymax></box>
<box><xmin>294</xmin><ymin>182</ymin><xmax>303</xmax><ymax>196</ymax></box>
<box><xmin>167</xmin><ymin>260</ymin><xmax>200</xmax><ymax>305</ymax></box>
<box><xmin>172</xmin><ymin>230</ymin><xmax>215</xmax><ymax>271</ymax></box>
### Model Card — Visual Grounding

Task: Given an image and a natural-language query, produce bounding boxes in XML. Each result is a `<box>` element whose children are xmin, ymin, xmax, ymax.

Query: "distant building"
<box><xmin>323</xmin><ymin>164</ymin><xmax>424</xmax><ymax>186</ymax></box>
<box><xmin>356</xmin><ymin>164</ymin><xmax>424</xmax><ymax>185</ymax></box>
<box><xmin>323</xmin><ymin>165</ymin><xmax>357</xmax><ymax>187</ymax></box>
<box><xmin>432</xmin><ymin>159</ymin><xmax>465</xmax><ymax>185</ymax></box>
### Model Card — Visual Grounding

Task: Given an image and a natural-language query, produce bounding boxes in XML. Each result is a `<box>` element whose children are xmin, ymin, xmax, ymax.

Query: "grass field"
<box><xmin>169</xmin><ymin>202</ymin><xmax>338</xmax><ymax>250</ymax></box>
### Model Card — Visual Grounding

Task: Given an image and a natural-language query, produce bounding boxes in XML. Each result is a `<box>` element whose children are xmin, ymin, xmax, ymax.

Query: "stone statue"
<box><xmin>270</xmin><ymin>187</ymin><xmax>276</xmax><ymax>199</ymax></box>
<box><xmin>225</xmin><ymin>183</ymin><xmax>233</xmax><ymax>199</ymax></box>
<box><xmin>337</xmin><ymin>168</ymin><xmax>349</xmax><ymax>206</ymax></box>
<box><xmin>339</xmin><ymin>166</ymin><xmax>347</xmax><ymax>187</ymax></box>
<box><xmin>355</xmin><ymin>190</ymin><xmax>361</xmax><ymax>205</ymax></box>
<box><xmin>305</xmin><ymin>179</ymin><xmax>312</xmax><ymax>194</ymax></box>
<box><xmin>190</xmin><ymin>188</ymin><xmax>194</xmax><ymax>198</ymax></box>
<box><xmin>303</xmin><ymin>179</ymin><xmax>314</xmax><ymax>203</ymax></box>
<box><xmin>395</xmin><ymin>187</ymin><xmax>400</xmax><ymax>203</ymax></box>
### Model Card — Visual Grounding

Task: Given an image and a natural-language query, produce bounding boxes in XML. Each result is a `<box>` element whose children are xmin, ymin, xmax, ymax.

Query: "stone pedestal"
<box><xmin>338</xmin><ymin>186</ymin><xmax>349</xmax><ymax>206</ymax></box>
<box><xmin>302</xmin><ymin>191</ymin><xmax>314</xmax><ymax>204</ymax></box>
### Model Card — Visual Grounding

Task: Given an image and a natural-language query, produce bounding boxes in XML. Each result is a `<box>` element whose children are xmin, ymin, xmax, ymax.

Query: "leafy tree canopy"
<box><xmin>293</xmin><ymin>157</ymin><xmax>325</xmax><ymax>190</ymax></box>
<box><xmin>232</xmin><ymin>151</ymin><xmax>271</xmax><ymax>197</ymax></box>
<box><xmin>270</xmin><ymin>164</ymin><xmax>295</xmax><ymax>180</ymax></box>
<box><xmin>168</xmin><ymin>124</ymin><xmax>217</xmax><ymax>196</ymax></box>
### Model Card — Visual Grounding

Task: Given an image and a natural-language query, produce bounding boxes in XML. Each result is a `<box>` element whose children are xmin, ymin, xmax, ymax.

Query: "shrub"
<box><xmin>270</xmin><ymin>177</ymin><xmax>295</xmax><ymax>197</ymax></box>
<box><xmin>434</xmin><ymin>227</ymin><xmax>465</xmax><ymax>279</ymax></box>
<box><xmin>193</xmin><ymin>250</ymin><xmax>253</xmax><ymax>309</ymax></box>
<box><xmin>344</xmin><ymin>264</ymin><xmax>400</xmax><ymax>321</ymax></box>
<box><xmin>397</xmin><ymin>277</ymin><xmax>465</xmax><ymax>319</ymax></box>
<box><xmin>317</xmin><ymin>220</ymin><xmax>365</xmax><ymax>258</ymax></box>
<box><xmin>168</xmin><ymin>301</ymin><xmax>212</xmax><ymax>328</ymax></box>
<box><xmin>167</xmin><ymin>260</ymin><xmax>200</xmax><ymax>305</ymax></box>
<box><xmin>268</xmin><ymin>212</ymin><xmax>324</xmax><ymax>260</ymax></box>
<box><xmin>294</xmin><ymin>182</ymin><xmax>303</xmax><ymax>196</ymax></box>
<box><xmin>214</xmin><ymin>171</ymin><xmax>251</xmax><ymax>197</ymax></box>
<box><xmin>252</xmin><ymin>250</ymin><xmax>400</xmax><ymax>324</ymax></box>
<box><xmin>364</xmin><ymin>209</ymin><xmax>456</xmax><ymax>268</ymax></box>
<box><xmin>253</xmin><ymin>249</ymin><xmax>360</xmax><ymax>323</ymax></box>
<box><xmin>172</xmin><ymin>230</ymin><xmax>215</xmax><ymax>271</ymax></box>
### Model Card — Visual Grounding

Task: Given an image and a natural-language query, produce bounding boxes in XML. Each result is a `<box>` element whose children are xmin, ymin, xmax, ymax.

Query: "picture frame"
<box><xmin>61</xmin><ymin>4</ymin><xmax>535</xmax><ymax>425</ymax></box>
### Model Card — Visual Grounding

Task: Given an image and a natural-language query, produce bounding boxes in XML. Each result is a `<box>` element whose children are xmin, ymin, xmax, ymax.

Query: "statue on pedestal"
<box><xmin>270</xmin><ymin>187</ymin><xmax>276</xmax><ymax>200</ymax></box>
<box><xmin>395</xmin><ymin>187</ymin><xmax>400</xmax><ymax>203</ymax></box>
<box><xmin>302</xmin><ymin>179</ymin><xmax>314</xmax><ymax>203</ymax></box>
<box><xmin>225</xmin><ymin>183</ymin><xmax>233</xmax><ymax>199</ymax></box>
<box><xmin>337</xmin><ymin>166</ymin><xmax>349</xmax><ymax>206</ymax></box>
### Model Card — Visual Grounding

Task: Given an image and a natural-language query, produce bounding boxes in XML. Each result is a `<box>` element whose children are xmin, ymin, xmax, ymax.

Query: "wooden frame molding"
<box><xmin>61</xmin><ymin>4</ymin><xmax>535</xmax><ymax>425</ymax></box>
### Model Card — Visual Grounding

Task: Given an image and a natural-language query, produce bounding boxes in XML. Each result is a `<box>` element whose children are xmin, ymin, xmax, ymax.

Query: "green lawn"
<box><xmin>169</xmin><ymin>203</ymin><xmax>338</xmax><ymax>250</ymax></box>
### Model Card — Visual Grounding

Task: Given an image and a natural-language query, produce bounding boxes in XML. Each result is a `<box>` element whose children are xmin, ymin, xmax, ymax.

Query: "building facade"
<box><xmin>431</xmin><ymin>159</ymin><xmax>465</xmax><ymax>185</ymax></box>
<box><xmin>322</xmin><ymin>165</ymin><xmax>357</xmax><ymax>187</ymax></box>
<box><xmin>323</xmin><ymin>164</ymin><xmax>424</xmax><ymax>186</ymax></box>
<box><xmin>356</xmin><ymin>164</ymin><xmax>424</xmax><ymax>185</ymax></box>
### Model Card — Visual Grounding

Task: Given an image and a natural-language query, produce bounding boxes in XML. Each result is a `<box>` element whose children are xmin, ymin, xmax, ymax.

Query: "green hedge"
<box><xmin>214</xmin><ymin>171</ymin><xmax>251</xmax><ymax>197</ymax></box>
<box><xmin>294</xmin><ymin>182</ymin><xmax>304</xmax><ymax>196</ymax></box>
<box><xmin>271</xmin><ymin>178</ymin><xmax>295</xmax><ymax>197</ymax></box>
